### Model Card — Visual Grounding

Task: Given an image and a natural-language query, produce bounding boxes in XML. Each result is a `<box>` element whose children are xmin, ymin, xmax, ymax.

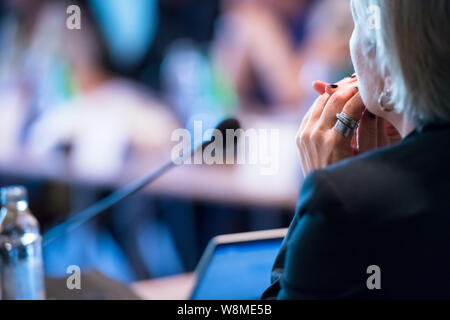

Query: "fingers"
<box><xmin>375</xmin><ymin>118</ymin><xmax>402</xmax><ymax>148</ymax></box>
<box><xmin>298</xmin><ymin>106</ymin><xmax>313</xmax><ymax>138</ymax></box>
<box><xmin>384</xmin><ymin>121</ymin><xmax>402</xmax><ymax>144</ymax></box>
<box><xmin>297</xmin><ymin>74</ymin><xmax>361</xmax><ymax>173</ymax></box>
<box><xmin>357</xmin><ymin>109</ymin><xmax>378</xmax><ymax>153</ymax></box>
<box><xmin>324</xmin><ymin>76</ymin><xmax>358</xmax><ymax>95</ymax></box>
<box><xmin>318</xmin><ymin>85</ymin><xmax>360</xmax><ymax>128</ymax></box>
<box><xmin>376</xmin><ymin>117</ymin><xmax>390</xmax><ymax>147</ymax></box>
<box><xmin>297</xmin><ymin>93</ymin><xmax>330</xmax><ymax>139</ymax></box>
<box><xmin>330</xmin><ymin>91</ymin><xmax>366</xmax><ymax>145</ymax></box>
<box><xmin>313</xmin><ymin>76</ymin><xmax>357</xmax><ymax>95</ymax></box>
<box><xmin>341</xmin><ymin>90</ymin><xmax>366</xmax><ymax>122</ymax></box>
<box><xmin>313</xmin><ymin>80</ymin><xmax>328</xmax><ymax>94</ymax></box>
<box><xmin>309</xmin><ymin>92</ymin><xmax>331</xmax><ymax>123</ymax></box>
<box><xmin>302</xmin><ymin>75</ymin><xmax>359</xmax><ymax>149</ymax></box>
<box><xmin>325</xmin><ymin>84</ymin><xmax>339</xmax><ymax>96</ymax></box>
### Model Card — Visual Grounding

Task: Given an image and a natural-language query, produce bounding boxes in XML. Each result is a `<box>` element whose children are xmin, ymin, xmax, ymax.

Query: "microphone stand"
<box><xmin>42</xmin><ymin>154</ymin><xmax>183</xmax><ymax>247</ymax></box>
<box><xmin>42</xmin><ymin>118</ymin><xmax>240</xmax><ymax>247</ymax></box>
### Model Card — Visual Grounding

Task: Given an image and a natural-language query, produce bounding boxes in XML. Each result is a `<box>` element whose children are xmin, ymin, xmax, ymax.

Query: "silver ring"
<box><xmin>334</xmin><ymin>112</ymin><xmax>359</xmax><ymax>138</ymax></box>
<box><xmin>336</xmin><ymin>112</ymin><xmax>359</xmax><ymax>129</ymax></box>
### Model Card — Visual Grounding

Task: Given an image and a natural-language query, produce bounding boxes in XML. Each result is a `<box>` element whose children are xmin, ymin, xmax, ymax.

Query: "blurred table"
<box><xmin>46</xmin><ymin>270</ymin><xmax>141</xmax><ymax>300</ymax></box>
<box><xmin>0</xmin><ymin>112</ymin><xmax>302</xmax><ymax>209</ymax></box>
<box><xmin>131</xmin><ymin>273</ymin><xmax>195</xmax><ymax>300</ymax></box>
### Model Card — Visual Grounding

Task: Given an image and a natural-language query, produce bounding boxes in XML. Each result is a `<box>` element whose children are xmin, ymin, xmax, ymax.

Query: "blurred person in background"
<box><xmin>0</xmin><ymin>0</ymin><xmax>102</xmax><ymax>160</ymax></box>
<box><xmin>212</xmin><ymin>0</ymin><xmax>353</xmax><ymax>112</ymax></box>
<box><xmin>297</xmin><ymin>0</ymin><xmax>354</xmax><ymax>111</ymax></box>
<box><xmin>0</xmin><ymin>0</ymin><xmax>181</xmax><ymax>282</ymax></box>
<box><xmin>212</xmin><ymin>0</ymin><xmax>311</xmax><ymax>108</ymax></box>
<box><xmin>0</xmin><ymin>0</ymin><xmax>136</xmax><ymax>282</ymax></box>
<box><xmin>0</xmin><ymin>0</ymin><xmax>178</xmax><ymax>176</ymax></box>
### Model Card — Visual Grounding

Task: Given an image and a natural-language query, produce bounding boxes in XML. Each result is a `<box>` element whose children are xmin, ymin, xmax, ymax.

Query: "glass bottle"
<box><xmin>0</xmin><ymin>186</ymin><xmax>45</xmax><ymax>300</ymax></box>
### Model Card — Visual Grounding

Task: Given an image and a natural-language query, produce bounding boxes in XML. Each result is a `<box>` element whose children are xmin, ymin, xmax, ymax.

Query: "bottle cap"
<box><xmin>0</xmin><ymin>186</ymin><xmax>28</xmax><ymax>205</ymax></box>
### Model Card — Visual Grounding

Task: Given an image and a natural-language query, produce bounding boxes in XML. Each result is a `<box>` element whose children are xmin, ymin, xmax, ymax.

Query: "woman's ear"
<box><xmin>383</xmin><ymin>75</ymin><xmax>393</xmax><ymax>93</ymax></box>
<box><xmin>378</xmin><ymin>75</ymin><xmax>395</xmax><ymax>112</ymax></box>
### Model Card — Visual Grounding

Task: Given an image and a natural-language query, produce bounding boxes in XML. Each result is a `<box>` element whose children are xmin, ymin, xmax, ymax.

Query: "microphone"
<box><xmin>42</xmin><ymin>118</ymin><xmax>241</xmax><ymax>247</ymax></box>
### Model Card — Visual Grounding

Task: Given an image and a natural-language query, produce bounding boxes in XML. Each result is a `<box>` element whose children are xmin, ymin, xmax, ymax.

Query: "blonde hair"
<box><xmin>352</xmin><ymin>0</ymin><xmax>450</xmax><ymax>124</ymax></box>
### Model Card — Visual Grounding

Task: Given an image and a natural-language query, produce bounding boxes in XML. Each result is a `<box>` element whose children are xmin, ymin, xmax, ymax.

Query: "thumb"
<box><xmin>357</xmin><ymin>109</ymin><xmax>378</xmax><ymax>153</ymax></box>
<box><xmin>313</xmin><ymin>80</ymin><xmax>328</xmax><ymax>94</ymax></box>
<box><xmin>385</xmin><ymin>120</ymin><xmax>402</xmax><ymax>145</ymax></box>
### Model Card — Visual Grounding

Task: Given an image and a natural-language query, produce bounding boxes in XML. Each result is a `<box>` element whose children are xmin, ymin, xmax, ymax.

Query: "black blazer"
<box><xmin>263</xmin><ymin>123</ymin><xmax>450</xmax><ymax>299</ymax></box>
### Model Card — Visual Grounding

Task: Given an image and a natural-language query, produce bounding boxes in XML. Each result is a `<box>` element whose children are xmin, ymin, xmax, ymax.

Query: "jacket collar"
<box><xmin>404</xmin><ymin>122</ymin><xmax>450</xmax><ymax>141</ymax></box>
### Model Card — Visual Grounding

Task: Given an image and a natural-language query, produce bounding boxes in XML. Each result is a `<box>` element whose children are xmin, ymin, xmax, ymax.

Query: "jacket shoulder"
<box><xmin>315</xmin><ymin>141</ymin><xmax>432</xmax><ymax>223</ymax></box>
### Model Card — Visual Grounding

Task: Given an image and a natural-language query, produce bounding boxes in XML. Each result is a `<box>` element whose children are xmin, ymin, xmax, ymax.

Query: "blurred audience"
<box><xmin>213</xmin><ymin>0</ymin><xmax>310</xmax><ymax>107</ymax></box>
<box><xmin>0</xmin><ymin>0</ymin><xmax>180</xmax><ymax>282</ymax></box>
<box><xmin>0</xmin><ymin>0</ymin><xmax>93</xmax><ymax>160</ymax></box>
<box><xmin>0</xmin><ymin>0</ymin><xmax>178</xmax><ymax>175</ymax></box>
<box><xmin>298</xmin><ymin>0</ymin><xmax>354</xmax><ymax>108</ymax></box>
<box><xmin>212</xmin><ymin>0</ymin><xmax>353</xmax><ymax>111</ymax></box>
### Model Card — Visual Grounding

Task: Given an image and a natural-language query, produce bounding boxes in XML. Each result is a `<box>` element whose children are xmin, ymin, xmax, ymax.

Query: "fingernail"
<box><xmin>351</xmin><ymin>73</ymin><xmax>357</xmax><ymax>78</ymax></box>
<box><xmin>368</xmin><ymin>112</ymin><xmax>376</xmax><ymax>119</ymax></box>
<box><xmin>354</xmin><ymin>86</ymin><xmax>359</xmax><ymax>92</ymax></box>
<box><xmin>330</xmin><ymin>84</ymin><xmax>338</xmax><ymax>89</ymax></box>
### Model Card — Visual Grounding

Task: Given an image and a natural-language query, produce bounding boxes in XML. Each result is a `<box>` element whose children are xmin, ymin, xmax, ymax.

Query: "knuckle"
<box><xmin>325</xmin><ymin>133</ymin><xmax>337</xmax><ymax>146</ymax></box>
<box><xmin>299</xmin><ymin>116</ymin><xmax>310</xmax><ymax>128</ymax></box>
<box><xmin>329</xmin><ymin>92</ymin><xmax>346</xmax><ymax>105</ymax></box>
<box><xmin>298</xmin><ymin>129</ymin><xmax>310</xmax><ymax>145</ymax></box>
<box><xmin>296</xmin><ymin>132</ymin><xmax>302</xmax><ymax>147</ymax></box>
<box><xmin>309</xmin><ymin>129</ymin><xmax>323</xmax><ymax>144</ymax></box>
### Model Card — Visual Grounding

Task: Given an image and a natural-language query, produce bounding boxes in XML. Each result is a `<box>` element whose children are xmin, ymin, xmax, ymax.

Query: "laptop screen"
<box><xmin>191</xmin><ymin>238</ymin><xmax>283</xmax><ymax>300</ymax></box>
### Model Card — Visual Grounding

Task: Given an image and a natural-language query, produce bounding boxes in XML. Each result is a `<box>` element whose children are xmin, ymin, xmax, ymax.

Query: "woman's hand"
<box><xmin>297</xmin><ymin>76</ymin><xmax>400</xmax><ymax>176</ymax></box>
